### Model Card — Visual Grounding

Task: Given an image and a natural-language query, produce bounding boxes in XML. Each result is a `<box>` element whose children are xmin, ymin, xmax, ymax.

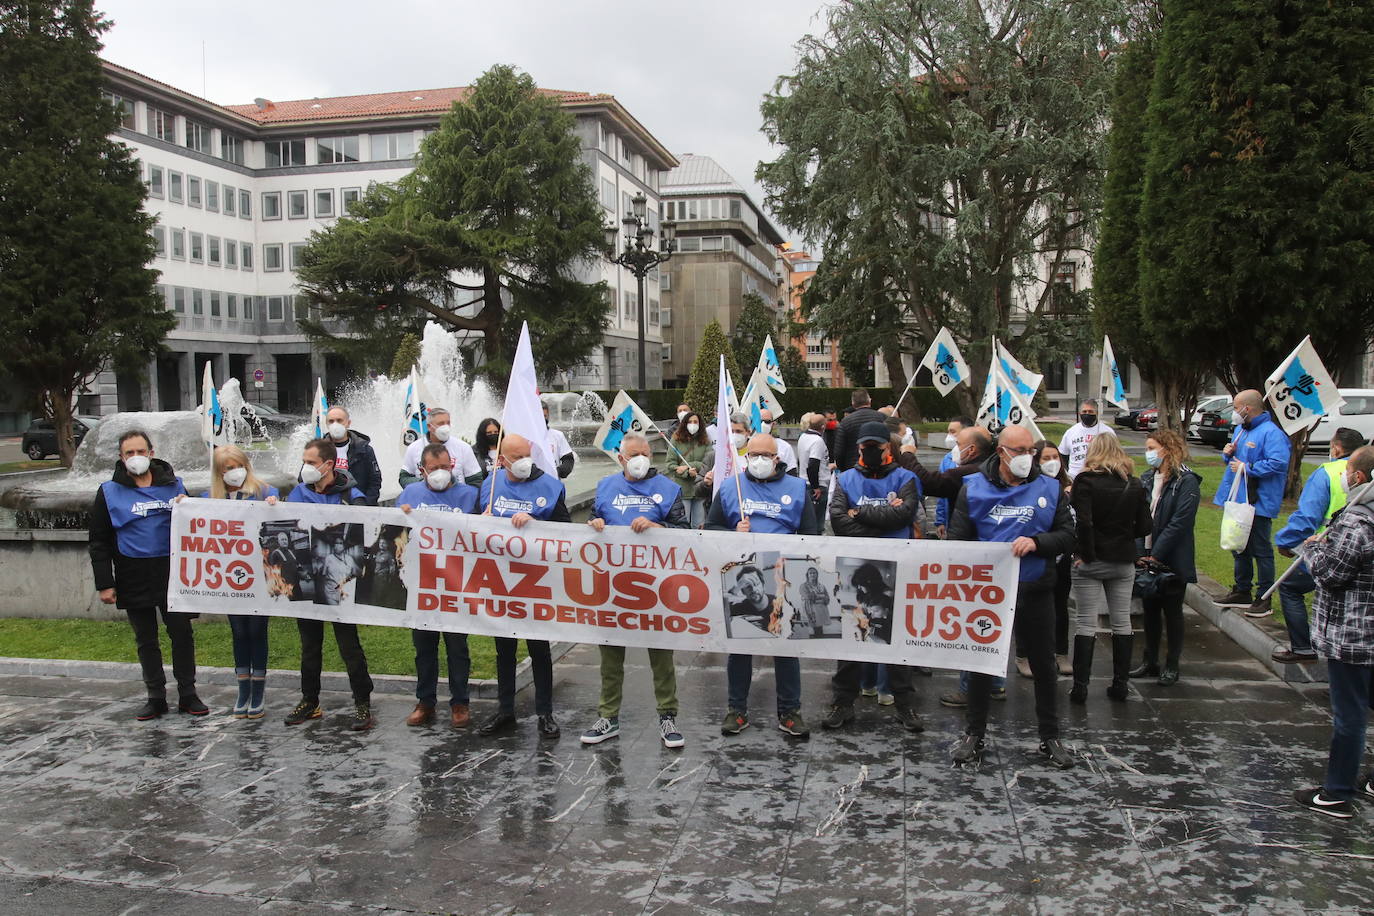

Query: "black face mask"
<box><xmin>1080</xmin><ymin>413</ymin><xmax>1098</xmax><ymax>428</ymax></box>
<box><xmin>860</xmin><ymin>445</ymin><xmax>886</xmax><ymax>468</ymax></box>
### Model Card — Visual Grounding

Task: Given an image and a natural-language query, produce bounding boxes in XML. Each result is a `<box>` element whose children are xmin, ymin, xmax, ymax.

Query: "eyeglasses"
<box><xmin>746</xmin><ymin>452</ymin><xmax>777</xmax><ymax>460</ymax></box>
<box><xmin>1001</xmin><ymin>446</ymin><xmax>1036</xmax><ymax>457</ymax></box>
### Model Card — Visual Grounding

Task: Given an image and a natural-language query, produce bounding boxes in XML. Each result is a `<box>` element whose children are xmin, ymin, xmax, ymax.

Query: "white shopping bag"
<box><xmin>1219</xmin><ymin>464</ymin><xmax>1254</xmax><ymax>552</ymax></box>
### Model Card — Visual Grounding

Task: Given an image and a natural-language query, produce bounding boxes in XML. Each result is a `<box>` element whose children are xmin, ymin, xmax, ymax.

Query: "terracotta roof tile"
<box><xmin>223</xmin><ymin>86</ymin><xmax>613</xmax><ymax>125</ymax></box>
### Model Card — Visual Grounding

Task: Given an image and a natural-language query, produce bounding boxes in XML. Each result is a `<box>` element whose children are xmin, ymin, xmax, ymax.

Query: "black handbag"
<box><xmin>1134</xmin><ymin>557</ymin><xmax>1182</xmax><ymax>599</ymax></box>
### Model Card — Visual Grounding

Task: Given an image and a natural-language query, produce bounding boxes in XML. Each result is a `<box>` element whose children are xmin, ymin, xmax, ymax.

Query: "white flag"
<box><xmin>739</xmin><ymin>366</ymin><xmax>785</xmax><ymax>432</ymax></box>
<box><xmin>994</xmin><ymin>341</ymin><xmax>1043</xmax><ymax>402</ymax></box>
<box><xmin>713</xmin><ymin>356</ymin><xmax>741</xmax><ymax>496</ymax></box>
<box><xmin>591</xmin><ymin>390</ymin><xmax>656</xmax><ymax>461</ymax></box>
<box><xmin>500</xmin><ymin>322</ymin><xmax>557</xmax><ymax>478</ymax></box>
<box><xmin>1100</xmin><ymin>336</ymin><xmax>1129</xmax><ymax>410</ymax></box>
<box><xmin>756</xmin><ymin>334</ymin><xmax>786</xmax><ymax>394</ymax></box>
<box><xmin>976</xmin><ymin>360</ymin><xmax>1039</xmax><ymax>436</ymax></box>
<box><xmin>310</xmin><ymin>378</ymin><xmax>329</xmax><ymax>440</ymax></box>
<box><xmin>200</xmin><ymin>362</ymin><xmax>230</xmax><ymax>451</ymax></box>
<box><xmin>918</xmin><ymin>328</ymin><xmax>971</xmax><ymax>396</ymax></box>
<box><xmin>400</xmin><ymin>369</ymin><xmax>430</xmax><ymax>450</ymax></box>
<box><xmin>1265</xmin><ymin>336</ymin><xmax>1345</xmax><ymax>435</ymax></box>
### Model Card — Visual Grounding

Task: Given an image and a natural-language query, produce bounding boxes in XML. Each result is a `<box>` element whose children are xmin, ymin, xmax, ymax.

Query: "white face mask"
<box><xmin>1005</xmin><ymin>452</ymin><xmax>1034</xmax><ymax>480</ymax></box>
<box><xmin>1040</xmin><ymin>459</ymin><xmax>1062</xmax><ymax>479</ymax></box>
<box><xmin>759</xmin><ymin>421</ymin><xmax>773</xmax><ymax>435</ymax></box>
<box><xmin>678</xmin><ymin>411</ymin><xmax>689</xmax><ymax>422</ymax></box>
<box><xmin>124</xmin><ymin>455</ymin><xmax>151</xmax><ymax>477</ymax></box>
<box><xmin>327</xmin><ymin>421</ymin><xmax>348</xmax><ymax>441</ymax></box>
<box><xmin>686</xmin><ymin>422</ymin><xmax>700</xmax><ymax>436</ymax></box>
<box><xmin>730</xmin><ymin>432</ymin><xmax>747</xmax><ymax>451</ymax></box>
<box><xmin>222</xmin><ymin>467</ymin><xmax>248</xmax><ymax>488</ymax></box>
<box><xmin>624</xmin><ymin>455</ymin><xmax>652</xmax><ymax>480</ymax></box>
<box><xmin>1343</xmin><ymin>473</ymin><xmax>1359</xmax><ymax>496</ymax></box>
<box><xmin>508</xmin><ymin>456</ymin><xmax>534</xmax><ymax>480</ymax></box>
<box><xmin>950</xmin><ymin>445</ymin><xmax>965</xmax><ymax>464</ymax></box>
<box><xmin>944</xmin><ymin>433</ymin><xmax>958</xmax><ymax>450</ymax></box>
<box><xmin>1145</xmin><ymin>449</ymin><xmax>1162</xmax><ymax>468</ymax></box>
<box><xmin>747</xmin><ymin>455</ymin><xmax>776</xmax><ymax>479</ymax></box>
<box><xmin>426</xmin><ymin>468</ymin><xmax>452</xmax><ymax>490</ymax></box>
<box><xmin>432</xmin><ymin>424</ymin><xmax>451</xmax><ymax>443</ymax></box>
<box><xmin>300</xmin><ymin>462</ymin><xmax>324</xmax><ymax>485</ymax></box>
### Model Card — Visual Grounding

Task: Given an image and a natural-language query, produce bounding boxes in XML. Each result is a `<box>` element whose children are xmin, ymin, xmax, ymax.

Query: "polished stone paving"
<box><xmin>0</xmin><ymin>608</ymin><xmax>1370</xmax><ymax>915</ymax></box>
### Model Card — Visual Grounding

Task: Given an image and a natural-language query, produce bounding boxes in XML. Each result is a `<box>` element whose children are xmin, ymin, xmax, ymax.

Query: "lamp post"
<box><xmin>604</xmin><ymin>192</ymin><xmax>675</xmax><ymax>394</ymax></box>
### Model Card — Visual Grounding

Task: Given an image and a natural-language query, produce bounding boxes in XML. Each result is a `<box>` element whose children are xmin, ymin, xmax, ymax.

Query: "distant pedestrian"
<box><xmin>831</xmin><ymin>390</ymin><xmax>886</xmax><ymax>472</ymax></box>
<box><xmin>1058</xmin><ymin>398</ymin><xmax>1116</xmax><ymax>480</ymax></box>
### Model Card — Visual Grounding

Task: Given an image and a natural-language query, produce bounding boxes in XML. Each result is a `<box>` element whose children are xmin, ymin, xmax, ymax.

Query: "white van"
<box><xmin>1308</xmin><ymin>389</ymin><xmax>1374</xmax><ymax>448</ymax></box>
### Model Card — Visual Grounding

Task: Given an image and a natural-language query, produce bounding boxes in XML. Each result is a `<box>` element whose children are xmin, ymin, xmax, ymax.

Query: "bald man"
<box><xmin>323</xmin><ymin>405</ymin><xmax>382</xmax><ymax>506</ymax></box>
<box><xmin>1213</xmin><ymin>389</ymin><xmax>1292</xmax><ymax>613</ymax></box>
<box><xmin>476</xmin><ymin>433</ymin><xmax>571</xmax><ymax>739</ymax></box>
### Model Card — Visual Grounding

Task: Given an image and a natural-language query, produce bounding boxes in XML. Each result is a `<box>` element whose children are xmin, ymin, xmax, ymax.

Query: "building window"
<box><xmin>184</xmin><ymin>120</ymin><xmax>210</xmax><ymax>153</ymax></box>
<box><xmin>187</xmin><ymin>176</ymin><xmax>202</xmax><ymax>208</ymax></box>
<box><xmin>287</xmin><ymin>190</ymin><xmax>307</xmax><ymax>219</ymax></box>
<box><xmin>294</xmin><ymin>296</ymin><xmax>310</xmax><ymax>321</ymax></box>
<box><xmin>342</xmin><ymin>187</ymin><xmax>361</xmax><ymax>214</ymax></box>
<box><xmin>601</xmin><ymin>178</ymin><xmax>616</xmax><ymax>212</ymax></box>
<box><xmin>729</xmin><ymin>200</ymin><xmax>741</xmax><ymax>219</ymax></box>
<box><xmin>226</xmin><ymin>294</ymin><xmax>237</xmax><ymax>319</ymax></box>
<box><xmin>102</xmin><ymin>91</ymin><xmax>136</xmax><ymax>130</ymax></box>
<box><xmin>147</xmin><ymin>106</ymin><xmax>175</xmax><ymax>142</ymax></box>
<box><xmin>168</xmin><ymin>170</ymin><xmax>183</xmax><ymax>203</ymax></box>
<box><xmin>263</xmin><ymin>243</ymin><xmax>283</xmax><ymax>272</ymax></box>
<box><xmin>289</xmin><ymin>242</ymin><xmax>307</xmax><ymax>269</ymax></box>
<box><xmin>225</xmin><ymin>239</ymin><xmax>237</xmax><ymax>269</ymax></box>
<box><xmin>209</xmin><ymin>291</ymin><xmax>221</xmax><ymax>317</ymax></box>
<box><xmin>261</xmin><ymin>191</ymin><xmax>281</xmax><ymax>220</ymax></box>
<box><xmin>317</xmin><ymin>136</ymin><xmax>359</xmax><ymax>163</ymax></box>
<box><xmin>649</xmin><ymin>299</ymin><xmax>660</xmax><ymax>326</ymax></box>
<box><xmin>1046</xmin><ymin>360</ymin><xmax>1068</xmax><ymax>392</ymax></box>
<box><xmin>267</xmin><ymin>296</ymin><xmax>284</xmax><ymax>321</ymax></box>
<box><xmin>265</xmin><ymin>139</ymin><xmax>306</xmax><ymax>167</ymax></box>
<box><xmin>240</xmin><ymin>242</ymin><xmax>253</xmax><ymax>270</ymax></box>
<box><xmin>207</xmin><ymin>236</ymin><xmax>221</xmax><ymax>266</ymax></box>
<box><xmin>238</xmin><ymin>189</ymin><xmax>252</xmax><ymax>219</ymax></box>
<box><xmin>702</xmin><ymin>236</ymin><xmax>723</xmax><ymax>251</ymax></box>
<box><xmin>622</xmin><ymin>289</ymin><xmax>637</xmax><ymax>321</ymax></box>
<box><xmin>191</xmin><ymin>289</ymin><xmax>204</xmax><ymax>315</ymax></box>
<box><xmin>221</xmin><ymin>134</ymin><xmax>244</xmax><ymax>164</ymax></box>
<box><xmin>204</xmin><ymin>180</ymin><xmax>219</xmax><ymax>213</ymax></box>
<box><xmin>172</xmin><ymin>287</ymin><xmax>186</xmax><ymax>313</ymax></box>
<box><xmin>189</xmin><ymin>232</ymin><xmax>204</xmax><ymax>263</ymax></box>
<box><xmin>151</xmin><ymin>226</ymin><xmax>166</xmax><ymax>257</ymax></box>
<box><xmin>369</xmin><ymin>132</ymin><xmax>415</xmax><ymax>161</ymax></box>
<box><xmin>242</xmin><ymin>296</ymin><xmax>255</xmax><ymax>320</ymax></box>
<box><xmin>677</xmin><ymin>237</ymin><xmax>700</xmax><ymax>252</ymax></box>
<box><xmin>170</xmin><ymin>228</ymin><xmax>185</xmax><ymax>260</ymax></box>
<box><xmin>314</xmin><ymin>189</ymin><xmax>334</xmax><ymax>218</ymax></box>
<box><xmin>222</xmin><ymin>185</ymin><xmax>235</xmax><ymax>216</ymax></box>
<box><xmin>146</xmin><ymin>164</ymin><xmax>164</xmax><ymax>198</ymax></box>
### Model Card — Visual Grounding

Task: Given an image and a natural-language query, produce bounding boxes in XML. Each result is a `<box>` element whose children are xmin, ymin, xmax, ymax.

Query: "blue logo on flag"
<box><xmin>998</xmin><ymin>357</ymin><xmax>1036</xmax><ymax>398</ymax></box>
<box><xmin>1278</xmin><ymin>359</ymin><xmax>1324</xmax><ymax>416</ymax></box>
<box><xmin>598</xmin><ymin>405</ymin><xmax>639</xmax><ymax>453</ymax></box>
<box><xmin>935</xmin><ymin>343</ymin><xmax>962</xmax><ymax>384</ymax></box>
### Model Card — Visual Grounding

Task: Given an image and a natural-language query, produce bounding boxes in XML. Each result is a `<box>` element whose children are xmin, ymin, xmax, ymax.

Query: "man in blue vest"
<box><xmin>89</xmin><ymin>430</ymin><xmax>203</xmax><ymax>721</ymax></box>
<box><xmin>283</xmin><ymin>437</ymin><xmax>376</xmax><ymax>732</ymax></box>
<box><xmin>948</xmin><ymin>424</ymin><xmax>1077</xmax><ymax>769</ymax></box>
<box><xmin>581</xmin><ymin>433</ymin><xmax>689</xmax><ymax>748</ymax></box>
<box><xmin>1214</xmin><ymin>389</ymin><xmax>1293</xmax><ymax>615</ymax></box>
<box><xmin>1273</xmin><ymin>427</ymin><xmax>1365</xmax><ymax>663</ymax></box>
<box><xmin>399</xmin><ymin>443</ymin><xmax>481</xmax><ymax>728</ymax></box>
<box><xmin>477</xmin><ymin>433</ymin><xmax>569</xmax><ymax>739</ymax></box>
<box><xmin>820</xmin><ymin>421</ymin><xmax>925</xmax><ymax>733</ymax></box>
<box><xmin>706</xmin><ymin>431</ymin><xmax>819</xmax><ymax>739</ymax></box>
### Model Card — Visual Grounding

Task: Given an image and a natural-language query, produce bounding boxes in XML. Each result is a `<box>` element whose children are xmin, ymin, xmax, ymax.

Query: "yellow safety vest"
<box><xmin>1320</xmin><ymin>458</ymin><xmax>1348</xmax><ymax>532</ymax></box>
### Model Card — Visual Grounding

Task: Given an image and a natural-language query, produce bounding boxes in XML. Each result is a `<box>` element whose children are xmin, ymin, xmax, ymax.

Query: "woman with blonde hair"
<box><xmin>205</xmin><ymin>445</ymin><xmax>278</xmax><ymax>717</ymax></box>
<box><xmin>1069</xmin><ymin>433</ymin><xmax>1153</xmax><ymax>704</ymax></box>
<box><xmin>1132</xmin><ymin>428</ymin><xmax>1201</xmax><ymax>685</ymax></box>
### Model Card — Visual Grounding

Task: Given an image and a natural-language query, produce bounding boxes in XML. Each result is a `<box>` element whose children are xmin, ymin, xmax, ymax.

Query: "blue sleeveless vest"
<box><xmin>594</xmin><ymin>472</ymin><xmax>681</xmax><ymax>527</ymax></box>
<box><xmin>398</xmin><ymin>481</ymin><xmax>478</xmax><ymax>514</ymax></box>
<box><xmin>838</xmin><ymin>466</ymin><xmax>921</xmax><ymax>539</ymax></box>
<box><xmin>480</xmin><ymin>471</ymin><xmax>565</xmax><ymax>520</ymax></box>
<box><xmin>198</xmin><ymin>485</ymin><xmax>279</xmax><ymax>501</ymax></box>
<box><xmin>716</xmin><ymin>474</ymin><xmax>807</xmax><ymax>534</ymax></box>
<box><xmin>100</xmin><ymin>478</ymin><xmax>187</xmax><ymax>558</ymax></box>
<box><xmin>963</xmin><ymin>473</ymin><xmax>1061</xmax><ymax>581</ymax></box>
<box><xmin>286</xmin><ymin>482</ymin><xmax>365</xmax><ymax>505</ymax></box>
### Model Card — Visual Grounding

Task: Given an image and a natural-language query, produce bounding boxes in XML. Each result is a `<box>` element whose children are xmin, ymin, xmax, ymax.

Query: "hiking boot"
<box><xmin>939</xmin><ymin>691</ymin><xmax>969</xmax><ymax>708</ymax></box>
<box><xmin>721</xmin><ymin>709</ymin><xmax>749</xmax><ymax>735</ymax></box>
<box><xmin>1158</xmin><ymin>665</ymin><xmax>1180</xmax><ymax>686</ymax></box>
<box><xmin>405</xmin><ymin>703</ymin><xmax>435</xmax><ymax>727</ymax></box>
<box><xmin>477</xmin><ymin>710</ymin><xmax>517</xmax><ymax>735</ymax></box>
<box><xmin>893</xmin><ymin>705</ymin><xmax>925</xmax><ymax>732</ymax></box>
<box><xmin>777</xmin><ymin>710</ymin><xmax>809</xmax><ymax>738</ymax></box>
<box><xmin>1271</xmin><ymin>647</ymin><xmax>1318</xmax><ymax>664</ymax></box>
<box><xmin>1294</xmin><ymin>787</ymin><xmax>1354</xmax><ymax>820</ymax></box>
<box><xmin>659</xmin><ymin>714</ymin><xmax>685</xmax><ymax>749</ymax></box>
<box><xmin>135</xmin><ymin>697</ymin><xmax>169</xmax><ymax>721</ymax></box>
<box><xmin>537</xmin><ymin>714</ymin><xmax>561</xmax><ymax>739</ymax></box>
<box><xmin>349</xmin><ymin>702</ymin><xmax>375</xmax><ymax>732</ymax></box>
<box><xmin>820</xmin><ymin>704</ymin><xmax>854</xmax><ymax>729</ymax></box>
<box><xmin>284</xmin><ymin>698</ymin><xmax>321</xmax><ymax>726</ymax></box>
<box><xmin>1040</xmin><ymin>738</ymin><xmax>1076</xmax><ymax>770</ymax></box>
<box><xmin>1244</xmin><ymin>598</ymin><xmax>1274</xmax><ymax>619</ymax></box>
<box><xmin>951</xmin><ymin>734</ymin><xmax>984</xmax><ymax>765</ymax></box>
<box><xmin>178</xmin><ymin>695</ymin><xmax>210</xmax><ymax>716</ymax></box>
<box><xmin>450</xmin><ymin>704</ymin><xmax>471</xmax><ymax>728</ymax></box>
<box><xmin>1215</xmin><ymin>588</ymin><xmax>1253</xmax><ymax>608</ymax></box>
<box><xmin>581</xmin><ymin>716</ymin><xmax>620</xmax><ymax>745</ymax></box>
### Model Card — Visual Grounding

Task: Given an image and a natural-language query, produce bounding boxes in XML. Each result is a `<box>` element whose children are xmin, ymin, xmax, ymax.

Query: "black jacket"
<box><xmin>89</xmin><ymin>458</ymin><xmax>183</xmax><ymax>609</ymax></box>
<box><xmin>910</xmin><ymin>450</ymin><xmax>989</xmax><ymax>500</ymax></box>
<box><xmin>704</xmin><ymin>467</ymin><xmax>821</xmax><ymax>535</ymax></box>
<box><xmin>337</xmin><ymin>430</ymin><xmax>381</xmax><ymax>506</ymax></box>
<box><xmin>831</xmin><ymin>407</ymin><xmax>886</xmax><ymax>472</ymax></box>
<box><xmin>828</xmin><ymin>460</ymin><xmax>921</xmax><ymax>538</ymax></box>
<box><xmin>1071</xmin><ymin>469</ymin><xmax>1154</xmax><ymax>564</ymax></box>
<box><xmin>1137</xmin><ymin>466</ymin><xmax>1203</xmax><ymax>583</ymax></box>
<box><xmin>948</xmin><ymin>453</ymin><xmax>1077</xmax><ymax>592</ymax></box>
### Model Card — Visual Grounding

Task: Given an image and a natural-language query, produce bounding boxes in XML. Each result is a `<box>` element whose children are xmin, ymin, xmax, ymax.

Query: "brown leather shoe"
<box><xmin>450</xmin><ymin>704</ymin><xmax>471</xmax><ymax>728</ymax></box>
<box><xmin>405</xmin><ymin>703</ymin><xmax>435</xmax><ymax>726</ymax></box>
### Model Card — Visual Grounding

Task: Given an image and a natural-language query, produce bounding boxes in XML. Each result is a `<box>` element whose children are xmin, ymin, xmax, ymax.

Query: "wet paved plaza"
<box><xmin>0</xmin><ymin>607</ymin><xmax>1371</xmax><ymax>915</ymax></box>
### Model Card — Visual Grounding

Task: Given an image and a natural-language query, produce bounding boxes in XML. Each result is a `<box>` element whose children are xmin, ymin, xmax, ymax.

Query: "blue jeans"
<box><xmin>1323</xmin><ymin>659</ymin><xmax>1373</xmax><ymax>800</ymax></box>
<box><xmin>413</xmin><ymin>629</ymin><xmax>471</xmax><ymax>707</ymax></box>
<box><xmin>727</xmin><ymin>654</ymin><xmax>801</xmax><ymax>715</ymax></box>
<box><xmin>960</xmin><ymin>670</ymin><xmax>1006</xmax><ymax>692</ymax></box>
<box><xmin>1277</xmin><ymin>563</ymin><xmax>1316</xmax><ymax>654</ymax></box>
<box><xmin>1232</xmin><ymin>515</ymin><xmax>1275</xmax><ymax>597</ymax></box>
<box><xmin>859</xmin><ymin>663</ymin><xmax>889</xmax><ymax>692</ymax></box>
<box><xmin>683</xmin><ymin>497</ymin><xmax>707</xmax><ymax>529</ymax></box>
<box><xmin>227</xmin><ymin>614</ymin><xmax>269</xmax><ymax>671</ymax></box>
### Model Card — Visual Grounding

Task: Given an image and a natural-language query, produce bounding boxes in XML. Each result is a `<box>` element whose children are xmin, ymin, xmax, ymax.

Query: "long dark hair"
<box><xmin>1033</xmin><ymin>439</ymin><xmax>1069</xmax><ymax>487</ymax></box>
<box><xmin>474</xmin><ymin>418</ymin><xmax>501</xmax><ymax>457</ymax></box>
<box><xmin>674</xmin><ymin>411</ymin><xmax>708</xmax><ymax>446</ymax></box>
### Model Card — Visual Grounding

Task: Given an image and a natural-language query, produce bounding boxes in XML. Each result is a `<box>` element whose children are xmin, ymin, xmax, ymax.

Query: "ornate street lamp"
<box><xmin>605</xmin><ymin>191</ymin><xmax>675</xmax><ymax>393</ymax></box>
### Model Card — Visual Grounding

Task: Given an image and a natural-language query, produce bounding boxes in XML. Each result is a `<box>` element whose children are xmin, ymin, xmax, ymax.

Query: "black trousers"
<box><xmin>495</xmin><ymin>638</ymin><xmax>554</xmax><ymax>716</ymax></box>
<box><xmin>831</xmin><ymin>660</ymin><xmax>916</xmax><ymax>707</ymax></box>
<box><xmin>1019</xmin><ymin>554</ymin><xmax>1072</xmax><ymax>658</ymax></box>
<box><xmin>969</xmin><ymin>586</ymin><xmax>1058</xmax><ymax>740</ymax></box>
<box><xmin>1141</xmin><ymin>591</ymin><xmax>1185</xmax><ymax>666</ymax></box>
<box><xmin>126</xmin><ymin>606</ymin><xmax>197</xmax><ymax>700</ymax></box>
<box><xmin>297</xmin><ymin>619</ymin><xmax>373</xmax><ymax>703</ymax></box>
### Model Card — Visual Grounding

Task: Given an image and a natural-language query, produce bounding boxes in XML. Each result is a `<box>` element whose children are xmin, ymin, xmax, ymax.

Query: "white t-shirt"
<box><xmin>403</xmin><ymin>437</ymin><xmax>481</xmax><ymax>481</ymax></box>
<box><xmin>1058</xmin><ymin>422</ymin><xmax>1117</xmax><ymax>479</ymax></box>
<box><xmin>775</xmin><ymin>437</ymin><xmax>798</xmax><ymax>475</ymax></box>
<box><xmin>546</xmin><ymin>428</ymin><xmax>573</xmax><ymax>460</ymax></box>
<box><xmin>795</xmin><ymin>430</ymin><xmax>832</xmax><ymax>487</ymax></box>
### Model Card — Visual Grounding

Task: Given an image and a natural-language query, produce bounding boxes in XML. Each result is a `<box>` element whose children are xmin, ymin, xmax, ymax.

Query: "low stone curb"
<box><xmin>0</xmin><ymin>641</ymin><xmax>579</xmax><ymax>698</ymax></box>
<box><xmin>1185</xmin><ymin>576</ymin><xmax>1327</xmax><ymax>685</ymax></box>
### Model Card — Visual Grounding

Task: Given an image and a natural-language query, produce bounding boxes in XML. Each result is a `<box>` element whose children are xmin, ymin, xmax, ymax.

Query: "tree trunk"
<box><xmin>51</xmin><ymin>389</ymin><xmax>77</xmax><ymax>469</ymax></box>
<box><xmin>480</xmin><ymin>265</ymin><xmax>505</xmax><ymax>368</ymax></box>
<box><xmin>1152</xmin><ymin>373</ymin><xmax>1189</xmax><ymax>435</ymax></box>
<box><xmin>1285</xmin><ymin>428</ymin><xmax>1312</xmax><ymax>501</ymax></box>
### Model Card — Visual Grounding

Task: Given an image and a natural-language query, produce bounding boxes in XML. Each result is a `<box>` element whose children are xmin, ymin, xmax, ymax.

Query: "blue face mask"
<box><xmin>1145</xmin><ymin>449</ymin><xmax>1162</xmax><ymax>468</ymax></box>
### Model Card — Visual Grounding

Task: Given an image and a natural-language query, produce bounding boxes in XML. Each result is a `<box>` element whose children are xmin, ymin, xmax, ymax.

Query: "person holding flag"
<box><xmin>323</xmin><ymin>406</ymin><xmax>381</xmax><ymax>506</ymax></box>
<box><xmin>580</xmin><ymin>433</ymin><xmax>689</xmax><ymax>749</ymax></box>
<box><xmin>1058</xmin><ymin>398</ymin><xmax>1116</xmax><ymax>480</ymax></box>
<box><xmin>400</xmin><ymin>407</ymin><xmax>482</xmax><ymax>489</ymax></box>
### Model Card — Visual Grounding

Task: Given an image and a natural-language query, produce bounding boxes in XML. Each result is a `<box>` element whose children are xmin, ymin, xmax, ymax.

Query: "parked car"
<box><xmin>20</xmin><ymin>416</ymin><xmax>100</xmax><ymax>460</ymax></box>
<box><xmin>1114</xmin><ymin>403</ymin><xmax>1156</xmax><ymax>430</ymax></box>
<box><xmin>1136</xmin><ymin>407</ymin><xmax>1159</xmax><ymax>431</ymax></box>
<box><xmin>241</xmin><ymin>403</ymin><xmax>304</xmax><ymax>440</ymax></box>
<box><xmin>1306</xmin><ymin>389</ymin><xmax>1374</xmax><ymax>449</ymax></box>
<box><xmin>1197</xmin><ymin>409</ymin><xmax>1234</xmax><ymax>449</ymax></box>
<box><xmin>1188</xmin><ymin>395</ymin><xmax>1231</xmax><ymax>441</ymax></box>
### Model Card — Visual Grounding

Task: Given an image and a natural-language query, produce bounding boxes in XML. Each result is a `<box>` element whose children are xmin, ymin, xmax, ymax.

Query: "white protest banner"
<box><xmin>168</xmin><ymin>499</ymin><xmax>1021</xmax><ymax>676</ymax></box>
<box><xmin>917</xmin><ymin>328</ymin><xmax>971</xmax><ymax>397</ymax></box>
<box><xmin>590</xmin><ymin>390</ymin><xmax>657</xmax><ymax>461</ymax></box>
<box><xmin>1264</xmin><ymin>335</ymin><xmax>1345</xmax><ymax>435</ymax></box>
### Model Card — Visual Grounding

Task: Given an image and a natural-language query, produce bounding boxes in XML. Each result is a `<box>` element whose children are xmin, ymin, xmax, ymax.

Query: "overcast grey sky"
<box><xmin>96</xmin><ymin>0</ymin><xmax>830</xmax><ymax>244</ymax></box>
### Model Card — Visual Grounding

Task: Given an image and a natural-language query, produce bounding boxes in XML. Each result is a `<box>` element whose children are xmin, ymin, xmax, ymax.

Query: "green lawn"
<box><xmin>0</xmin><ymin>459</ymin><xmax>59</xmax><ymax>474</ymax></box>
<box><xmin>0</xmin><ymin>616</ymin><xmax>520</xmax><ymax>679</ymax></box>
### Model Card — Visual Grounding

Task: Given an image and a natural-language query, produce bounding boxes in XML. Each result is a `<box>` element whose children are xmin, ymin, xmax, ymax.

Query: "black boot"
<box><xmin>1070</xmin><ymin>634</ymin><xmax>1094</xmax><ymax>705</ymax></box>
<box><xmin>1106</xmin><ymin>634</ymin><xmax>1132</xmax><ymax>701</ymax></box>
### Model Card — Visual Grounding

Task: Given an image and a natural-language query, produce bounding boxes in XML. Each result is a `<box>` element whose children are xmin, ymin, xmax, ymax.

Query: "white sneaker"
<box><xmin>659</xmin><ymin>715</ymin><xmax>685</xmax><ymax>749</ymax></box>
<box><xmin>580</xmin><ymin>717</ymin><xmax>619</xmax><ymax>745</ymax></box>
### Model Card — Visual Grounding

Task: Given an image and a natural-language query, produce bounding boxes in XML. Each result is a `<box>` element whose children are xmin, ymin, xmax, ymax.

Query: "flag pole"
<box><xmin>486</xmin><ymin>425</ymin><xmax>506</xmax><ymax>515</ymax></box>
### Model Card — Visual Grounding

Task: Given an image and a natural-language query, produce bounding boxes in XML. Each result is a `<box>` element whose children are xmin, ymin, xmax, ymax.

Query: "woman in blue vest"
<box><xmin>89</xmin><ymin>429</ymin><xmax>204</xmax><ymax>721</ymax></box>
<box><xmin>193</xmin><ymin>445</ymin><xmax>279</xmax><ymax>718</ymax></box>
